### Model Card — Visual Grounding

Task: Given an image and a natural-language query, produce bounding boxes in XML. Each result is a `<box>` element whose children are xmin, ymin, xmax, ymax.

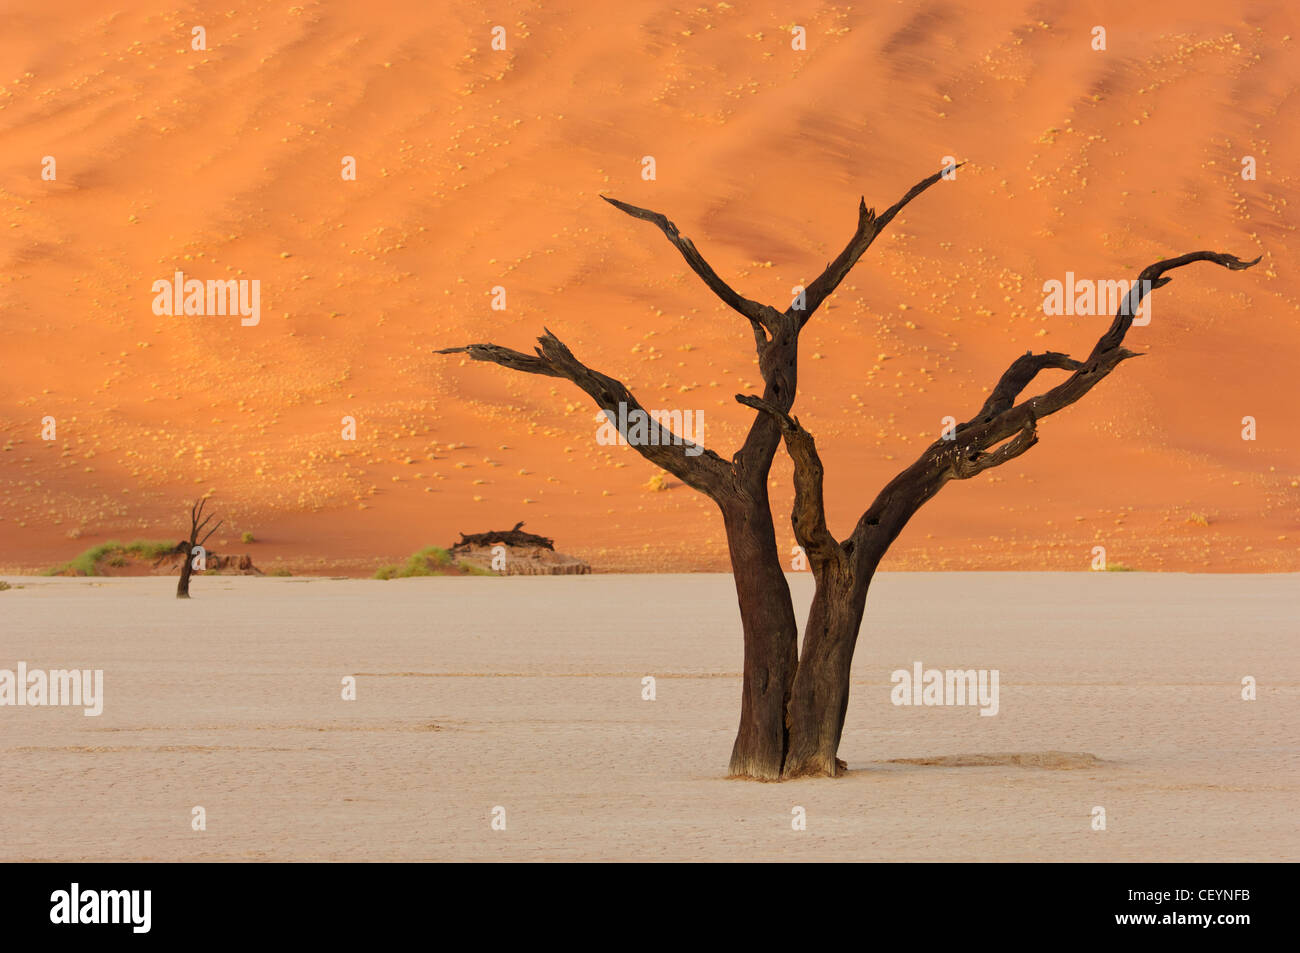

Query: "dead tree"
<box><xmin>438</xmin><ymin>169</ymin><xmax>1258</xmax><ymax>779</ymax></box>
<box><xmin>175</xmin><ymin>497</ymin><xmax>222</xmax><ymax>599</ymax></box>
<box><xmin>451</xmin><ymin>521</ymin><xmax>555</xmax><ymax>553</ymax></box>
<box><xmin>441</xmin><ymin>169</ymin><xmax>947</xmax><ymax>778</ymax></box>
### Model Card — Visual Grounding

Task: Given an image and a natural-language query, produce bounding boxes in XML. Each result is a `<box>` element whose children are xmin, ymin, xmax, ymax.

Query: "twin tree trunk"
<box><xmin>719</xmin><ymin>495</ymin><xmax>797</xmax><ymax>779</ymax></box>
<box><xmin>440</xmin><ymin>168</ymin><xmax>1258</xmax><ymax>779</ymax></box>
<box><xmin>782</xmin><ymin>565</ymin><xmax>873</xmax><ymax>778</ymax></box>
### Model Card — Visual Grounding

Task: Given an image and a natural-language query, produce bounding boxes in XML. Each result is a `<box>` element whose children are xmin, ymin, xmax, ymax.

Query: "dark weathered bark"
<box><xmin>736</xmin><ymin>393</ymin><xmax>861</xmax><ymax>777</ymax></box>
<box><xmin>176</xmin><ymin>557</ymin><xmax>194</xmax><ymax>600</ymax></box>
<box><xmin>718</xmin><ymin>491</ymin><xmax>798</xmax><ymax>778</ymax></box>
<box><xmin>175</xmin><ymin>498</ymin><xmax>221</xmax><ymax>599</ymax></box>
<box><xmin>782</xmin><ymin>574</ymin><xmax>871</xmax><ymax>777</ymax></box>
<box><xmin>746</xmin><ymin>250</ymin><xmax>1259</xmax><ymax>777</ymax></box>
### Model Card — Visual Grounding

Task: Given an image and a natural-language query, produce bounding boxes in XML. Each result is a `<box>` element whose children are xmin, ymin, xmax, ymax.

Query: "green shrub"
<box><xmin>374</xmin><ymin>546</ymin><xmax>486</xmax><ymax>579</ymax></box>
<box><xmin>43</xmin><ymin>539</ymin><xmax>175</xmax><ymax>577</ymax></box>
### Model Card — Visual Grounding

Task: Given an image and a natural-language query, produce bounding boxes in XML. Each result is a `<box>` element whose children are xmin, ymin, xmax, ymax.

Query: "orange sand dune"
<box><xmin>1</xmin><ymin>0</ymin><xmax>1296</xmax><ymax>574</ymax></box>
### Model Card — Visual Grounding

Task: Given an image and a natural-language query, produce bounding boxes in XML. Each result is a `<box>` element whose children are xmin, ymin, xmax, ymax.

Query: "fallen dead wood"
<box><xmin>449</xmin><ymin>521</ymin><xmax>554</xmax><ymax>552</ymax></box>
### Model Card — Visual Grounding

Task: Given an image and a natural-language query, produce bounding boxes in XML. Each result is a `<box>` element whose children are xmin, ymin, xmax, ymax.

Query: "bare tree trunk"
<box><xmin>176</xmin><ymin>557</ymin><xmax>194</xmax><ymax>599</ymax></box>
<box><xmin>781</xmin><ymin>571</ymin><xmax>869</xmax><ymax>777</ymax></box>
<box><xmin>721</xmin><ymin>501</ymin><xmax>798</xmax><ymax>779</ymax></box>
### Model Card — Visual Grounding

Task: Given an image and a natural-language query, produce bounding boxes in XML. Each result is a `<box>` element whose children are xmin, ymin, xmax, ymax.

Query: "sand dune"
<box><xmin>1</xmin><ymin>1</ymin><xmax>1296</xmax><ymax>575</ymax></box>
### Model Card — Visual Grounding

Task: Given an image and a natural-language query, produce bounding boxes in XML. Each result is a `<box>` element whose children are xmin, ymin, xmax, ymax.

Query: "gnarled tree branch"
<box><xmin>846</xmin><ymin>249</ymin><xmax>1261</xmax><ymax>558</ymax></box>
<box><xmin>434</xmin><ymin>343</ymin><xmax>563</xmax><ymax>378</ymax></box>
<box><xmin>189</xmin><ymin>497</ymin><xmax>222</xmax><ymax>546</ymax></box>
<box><xmin>962</xmin><ymin>351</ymin><xmax>1082</xmax><ymax>428</ymax></box>
<box><xmin>728</xmin><ymin>168</ymin><xmax>957</xmax><ymax>482</ymax></box>
<box><xmin>794</xmin><ymin>165</ymin><xmax>959</xmax><ymax>327</ymax></box>
<box><xmin>438</xmin><ymin>330</ymin><xmax>732</xmax><ymax>497</ymax></box>
<box><xmin>600</xmin><ymin>195</ymin><xmax>780</xmax><ymax>343</ymax></box>
<box><xmin>736</xmin><ymin>394</ymin><xmax>845</xmax><ymax>575</ymax></box>
<box><xmin>951</xmin><ymin>422</ymin><xmax>1038</xmax><ymax>478</ymax></box>
<box><xmin>1092</xmin><ymin>251</ymin><xmax>1260</xmax><ymax>357</ymax></box>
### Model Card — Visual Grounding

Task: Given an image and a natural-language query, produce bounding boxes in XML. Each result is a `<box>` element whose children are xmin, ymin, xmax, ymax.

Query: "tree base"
<box><xmin>728</xmin><ymin>757</ymin><xmax>849</xmax><ymax>781</ymax></box>
<box><xmin>779</xmin><ymin>755</ymin><xmax>849</xmax><ymax>780</ymax></box>
<box><xmin>726</xmin><ymin>751</ymin><xmax>784</xmax><ymax>781</ymax></box>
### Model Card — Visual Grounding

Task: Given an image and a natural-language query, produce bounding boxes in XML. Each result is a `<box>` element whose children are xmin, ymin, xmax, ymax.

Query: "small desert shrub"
<box><xmin>128</xmin><ymin>540</ymin><xmax>176</xmax><ymax>560</ymax></box>
<box><xmin>374</xmin><ymin>546</ymin><xmax>475</xmax><ymax>579</ymax></box>
<box><xmin>1105</xmin><ymin>562</ymin><xmax>1136</xmax><ymax>572</ymax></box>
<box><xmin>44</xmin><ymin>539</ymin><xmax>174</xmax><ymax>577</ymax></box>
<box><xmin>0</xmin><ymin>581</ymin><xmax>11</xmax><ymax>591</ymax></box>
<box><xmin>420</xmin><ymin>547</ymin><xmax>455</xmax><ymax>569</ymax></box>
<box><xmin>1186</xmin><ymin>513</ymin><xmax>1210</xmax><ymax>527</ymax></box>
<box><xmin>241</xmin><ymin>531</ymin><xmax>256</xmax><ymax>544</ymax></box>
<box><xmin>270</xmin><ymin>568</ymin><xmax>292</xmax><ymax>577</ymax></box>
<box><xmin>643</xmin><ymin>471</ymin><xmax>671</xmax><ymax>492</ymax></box>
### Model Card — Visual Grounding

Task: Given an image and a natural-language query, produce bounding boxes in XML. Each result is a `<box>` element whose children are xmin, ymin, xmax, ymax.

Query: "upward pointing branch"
<box><xmin>736</xmin><ymin>394</ymin><xmax>845</xmax><ymax>577</ymax></box>
<box><xmin>187</xmin><ymin>497</ymin><xmax>222</xmax><ymax>546</ymax></box>
<box><xmin>794</xmin><ymin>165</ymin><xmax>959</xmax><ymax>327</ymax></box>
<box><xmin>199</xmin><ymin>520</ymin><xmax>223</xmax><ymax>547</ymax></box>
<box><xmin>842</xmin><ymin>249</ymin><xmax>1261</xmax><ymax>559</ymax></box>
<box><xmin>601</xmin><ymin>195</ymin><xmax>779</xmax><ymax>342</ymax></box>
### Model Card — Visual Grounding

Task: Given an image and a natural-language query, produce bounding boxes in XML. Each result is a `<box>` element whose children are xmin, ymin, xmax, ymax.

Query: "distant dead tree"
<box><xmin>439</xmin><ymin>167</ymin><xmax>1258</xmax><ymax>779</ymax></box>
<box><xmin>175</xmin><ymin>497</ymin><xmax>222</xmax><ymax>599</ymax></box>
<box><xmin>451</xmin><ymin>521</ymin><xmax>555</xmax><ymax>552</ymax></box>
